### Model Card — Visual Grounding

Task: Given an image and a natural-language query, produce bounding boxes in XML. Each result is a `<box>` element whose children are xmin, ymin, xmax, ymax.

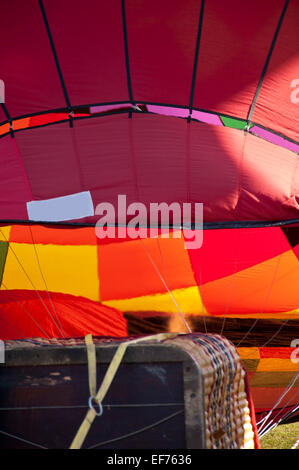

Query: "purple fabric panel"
<box><xmin>191</xmin><ymin>110</ymin><xmax>223</xmax><ymax>126</ymax></box>
<box><xmin>251</xmin><ymin>126</ymin><xmax>299</xmax><ymax>154</ymax></box>
<box><xmin>147</xmin><ymin>105</ymin><xmax>189</xmax><ymax>119</ymax></box>
<box><xmin>144</xmin><ymin>105</ymin><xmax>223</xmax><ymax>126</ymax></box>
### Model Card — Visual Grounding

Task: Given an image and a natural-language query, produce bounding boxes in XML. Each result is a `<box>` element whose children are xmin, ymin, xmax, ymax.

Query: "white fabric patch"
<box><xmin>27</xmin><ymin>191</ymin><xmax>94</xmax><ymax>222</ymax></box>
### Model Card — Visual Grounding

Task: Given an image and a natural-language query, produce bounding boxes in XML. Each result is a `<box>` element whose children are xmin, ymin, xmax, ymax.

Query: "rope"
<box><xmin>88</xmin><ymin>409</ymin><xmax>184</xmax><ymax>449</ymax></box>
<box><xmin>1</xmin><ymin>283</ymin><xmax>51</xmax><ymax>339</ymax></box>
<box><xmin>280</xmin><ymin>404</ymin><xmax>299</xmax><ymax>424</ymax></box>
<box><xmin>156</xmin><ymin>237</ymin><xmax>199</xmax><ymax>333</ymax></box>
<box><xmin>0</xmin><ymin>228</ymin><xmax>65</xmax><ymax>337</ymax></box>
<box><xmin>140</xmin><ymin>238</ymin><xmax>192</xmax><ymax>333</ymax></box>
<box><xmin>28</xmin><ymin>225</ymin><xmax>66</xmax><ymax>337</ymax></box>
<box><xmin>236</xmin><ymin>249</ymin><xmax>283</xmax><ymax>348</ymax></box>
<box><xmin>258</xmin><ymin>402</ymin><xmax>299</xmax><ymax>439</ymax></box>
<box><xmin>257</xmin><ymin>373</ymin><xmax>299</xmax><ymax>436</ymax></box>
<box><xmin>0</xmin><ymin>429</ymin><xmax>47</xmax><ymax>449</ymax></box>
<box><xmin>220</xmin><ymin>126</ymin><xmax>248</xmax><ymax>338</ymax></box>
<box><xmin>0</xmin><ymin>403</ymin><xmax>183</xmax><ymax>411</ymax></box>
<box><xmin>257</xmin><ymin>391</ymin><xmax>299</xmax><ymax>428</ymax></box>
<box><xmin>291</xmin><ymin>437</ymin><xmax>299</xmax><ymax>449</ymax></box>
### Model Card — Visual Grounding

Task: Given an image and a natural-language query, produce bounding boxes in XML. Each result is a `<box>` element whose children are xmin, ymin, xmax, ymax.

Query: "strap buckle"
<box><xmin>88</xmin><ymin>396</ymin><xmax>103</xmax><ymax>416</ymax></box>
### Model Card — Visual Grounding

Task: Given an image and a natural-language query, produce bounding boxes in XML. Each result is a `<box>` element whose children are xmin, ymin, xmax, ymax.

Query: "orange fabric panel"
<box><xmin>9</xmin><ymin>224</ymin><xmax>97</xmax><ymax>245</ymax></box>
<box><xmin>257</xmin><ymin>358</ymin><xmax>298</xmax><ymax>372</ymax></box>
<box><xmin>98</xmin><ymin>235</ymin><xmax>197</xmax><ymax>300</ymax></box>
<box><xmin>201</xmin><ymin>249</ymin><xmax>299</xmax><ymax>314</ymax></box>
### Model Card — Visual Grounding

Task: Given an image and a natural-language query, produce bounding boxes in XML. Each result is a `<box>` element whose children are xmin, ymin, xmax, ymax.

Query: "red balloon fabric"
<box><xmin>0</xmin><ymin>290</ymin><xmax>128</xmax><ymax>340</ymax></box>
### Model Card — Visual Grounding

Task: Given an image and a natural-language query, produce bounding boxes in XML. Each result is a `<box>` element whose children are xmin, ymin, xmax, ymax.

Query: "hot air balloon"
<box><xmin>0</xmin><ymin>0</ymin><xmax>298</xmax><ymax>449</ymax></box>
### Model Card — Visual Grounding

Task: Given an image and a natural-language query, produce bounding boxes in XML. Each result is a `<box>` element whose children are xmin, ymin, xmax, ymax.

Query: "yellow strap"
<box><xmin>85</xmin><ymin>334</ymin><xmax>97</xmax><ymax>397</ymax></box>
<box><xmin>70</xmin><ymin>332</ymin><xmax>179</xmax><ymax>449</ymax></box>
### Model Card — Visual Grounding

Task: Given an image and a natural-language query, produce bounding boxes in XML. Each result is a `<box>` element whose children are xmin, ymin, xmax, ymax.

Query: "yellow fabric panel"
<box><xmin>215</xmin><ymin>311</ymin><xmax>299</xmax><ymax>319</ymax></box>
<box><xmin>0</xmin><ymin>226</ymin><xmax>12</xmax><ymax>242</ymax></box>
<box><xmin>257</xmin><ymin>358</ymin><xmax>299</xmax><ymax>372</ymax></box>
<box><xmin>1</xmin><ymin>242</ymin><xmax>100</xmax><ymax>301</ymax></box>
<box><xmin>104</xmin><ymin>285</ymin><xmax>207</xmax><ymax>315</ymax></box>
<box><xmin>237</xmin><ymin>347</ymin><xmax>260</xmax><ymax>360</ymax></box>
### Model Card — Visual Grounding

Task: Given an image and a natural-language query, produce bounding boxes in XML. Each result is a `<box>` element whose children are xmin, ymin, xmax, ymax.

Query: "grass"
<box><xmin>259</xmin><ymin>421</ymin><xmax>299</xmax><ymax>449</ymax></box>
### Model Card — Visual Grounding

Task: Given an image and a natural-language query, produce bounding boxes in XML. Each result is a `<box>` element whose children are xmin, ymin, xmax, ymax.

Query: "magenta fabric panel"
<box><xmin>237</xmin><ymin>132</ymin><xmax>299</xmax><ymax>221</ymax></box>
<box><xmin>126</xmin><ymin>0</ymin><xmax>203</xmax><ymax>106</ymax></box>
<box><xmin>4</xmin><ymin>114</ymin><xmax>298</xmax><ymax>224</ymax></box>
<box><xmin>85</xmin><ymin>114</ymin><xmax>294</xmax><ymax>225</ymax></box>
<box><xmin>189</xmin><ymin>123</ymin><xmax>299</xmax><ymax>222</ymax></box>
<box><xmin>68</xmin><ymin>114</ymin><xmax>189</xmax><ymax>222</ymax></box>
<box><xmin>0</xmin><ymin>0</ymin><xmax>65</xmax><ymax>117</ymax></box>
<box><xmin>68</xmin><ymin>115</ymin><xmax>140</xmax><ymax>213</ymax></box>
<box><xmin>189</xmin><ymin>123</ymin><xmax>242</xmax><ymax>221</ymax></box>
<box><xmin>0</xmin><ymin>136</ymin><xmax>31</xmax><ymax>220</ymax></box>
<box><xmin>43</xmin><ymin>0</ymin><xmax>129</xmax><ymax>107</ymax></box>
<box><xmin>147</xmin><ymin>105</ymin><xmax>189</xmax><ymax>119</ymax></box>
<box><xmin>124</xmin><ymin>113</ymin><xmax>189</xmax><ymax>211</ymax></box>
<box><xmin>251</xmin><ymin>0</ymin><xmax>299</xmax><ymax>143</ymax></box>
<box><xmin>188</xmin><ymin>227</ymin><xmax>291</xmax><ymax>286</ymax></box>
<box><xmin>14</xmin><ymin>122</ymin><xmax>83</xmax><ymax>200</ymax></box>
<box><xmin>192</xmin><ymin>0</ymin><xmax>285</xmax><ymax>119</ymax></box>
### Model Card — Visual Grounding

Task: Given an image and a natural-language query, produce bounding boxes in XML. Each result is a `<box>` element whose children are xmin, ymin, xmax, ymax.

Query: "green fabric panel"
<box><xmin>0</xmin><ymin>241</ymin><xmax>9</xmax><ymax>285</ymax></box>
<box><xmin>220</xmin><ymin>115</ymin><xmax>253</xmax><ymax>130</ymax></box>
